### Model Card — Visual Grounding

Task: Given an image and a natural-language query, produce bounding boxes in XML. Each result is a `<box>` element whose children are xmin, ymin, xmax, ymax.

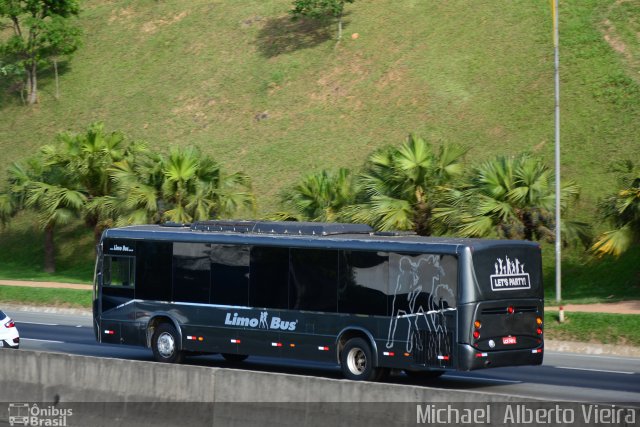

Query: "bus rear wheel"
<box><xmin>151</xmin><ymin>323</ymin><xmax>185</xmax><ymax>364</ymax></box>
<box><xmin>340</xmin><ymin>338</ymin><xmax>380</xmax><ymax>381</ymax></box>
<box><xmin>222</xmin><ymin>353</ymin><xmax>248</xmax><ymax>362</ymax></box>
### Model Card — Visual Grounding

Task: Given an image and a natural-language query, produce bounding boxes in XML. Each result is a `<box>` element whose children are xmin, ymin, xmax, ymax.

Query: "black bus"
<box><xmin>93</xmin><ymin>220</ymin><xmax>544</xmax><ymax>381</ymax></box>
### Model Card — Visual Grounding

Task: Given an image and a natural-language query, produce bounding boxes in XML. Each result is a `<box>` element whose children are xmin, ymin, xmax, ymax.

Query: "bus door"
<box><xmin>100</xmin><ymin>240</ymin><xmax>138</xmax><ymax>345</ymax></box>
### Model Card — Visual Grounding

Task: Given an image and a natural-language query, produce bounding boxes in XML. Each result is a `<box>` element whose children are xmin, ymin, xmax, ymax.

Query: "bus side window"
<box><xmin>173</xmin><ymin>243</ymin><xmax>210</xmax><ymax>304</ymax></box>
<box><xmin>249</xmin><ymin>246</ymin><xmax>289</xmax><ymax>309</ymax></box>
<box><xmin>289</xmin><ymin>249</ymin><xmax>338</xmax><ymax>312</ymax></box>
<box><xmin>338</xmin><ymin>251</ymin><xmax>388</xmax><ymax>316</ymax></box>
<box><xmin>210</xmin><ymin>244</ymin><xmax>249</xmax><ymax>306</ymax></box>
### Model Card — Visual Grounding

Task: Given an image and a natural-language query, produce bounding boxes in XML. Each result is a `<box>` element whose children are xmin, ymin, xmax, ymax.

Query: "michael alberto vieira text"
<box><xmin>416</xmin><ymin>404</ymin><xmax>637</xmax><ymax>424</ymax></box>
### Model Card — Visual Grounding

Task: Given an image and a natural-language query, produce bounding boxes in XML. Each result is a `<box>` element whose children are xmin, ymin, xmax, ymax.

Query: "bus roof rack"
<box><xmin>373</xmin><ymin>230</ymin><xmax>417</xmax><ymax>237</ymax></box>
<box><xmin>190</xmin><ymin>220</ymin><xmax>373</xmax><ymax>236</ymax></box>
<box><xmin>160</xmin><ymin>221</ymin><xmax>190</xmax><ymax>228</ymax></box>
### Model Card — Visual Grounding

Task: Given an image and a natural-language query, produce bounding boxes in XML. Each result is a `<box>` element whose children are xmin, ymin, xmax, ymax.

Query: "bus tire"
<box><xmin>404</xmin><ymin>369</ymin><xmax>445</xmax><ymax>380</ymax></box>
<box><xmin>222</xmin><ymin>353</ymin><xmax>248</xmax><ymax>362</ymax></box>
<box><xmin>340</xmin><ymin>338</ymin><xmax>380</xmax><ymax>381</ymax></box>
<box><xmin>151</xmin><ymin>323</ymin><xmax>184</xmax><ymax>364</ymax></box>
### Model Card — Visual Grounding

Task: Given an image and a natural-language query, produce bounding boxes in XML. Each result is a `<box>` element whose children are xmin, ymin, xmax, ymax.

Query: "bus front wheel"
<box><xmin>151</xmin><ymin>323</ymin><xmax>185</xmax><ymax>364</ymax></box>
<box><xmin>340</xmin><ymin>338</ymin><xmax>380</xmax><ymax>381</ymax></box>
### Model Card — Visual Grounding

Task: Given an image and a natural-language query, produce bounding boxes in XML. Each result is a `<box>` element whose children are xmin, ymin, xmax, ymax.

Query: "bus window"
<box><xmin>338</xmin><ymin>251</ymin><xmax>388</xmax><ymax>316</ymax></box>
<box><xmin>136</xmin><ymin>241</ymin><xmax>172</xmax><ymax>302</ymax></box>
<box><xmin>104</xmin><ymin>256</ymin><xmax>135</xmax><ymax>288</ymax></box>
<box><xmin>249</xmin><ymin>246</ymin><xmax>289</xmax><ymax>309</ymax></box>
<box><xmin>289</xmin><ymin>249</ymin><xmax>338</xmax><ymax>312</ymax></box>
<box><xmin>440</xmin><ymin>255</ymin><xmax>458</xmax><ymax>308</ymax></box>
<box><xmin>388</xmin><ymin>253</ymin><xmax>450</xmax><ymax>318</ymax></box>
<box><xmin>210</xmin><ymin>244</ymin><xmax>249</xmax><ymax>306</ymax></box>
<box><xmin>173</xmin><ymin>243</ymin><xmax>211</xmax><ymax>304</ymax></box>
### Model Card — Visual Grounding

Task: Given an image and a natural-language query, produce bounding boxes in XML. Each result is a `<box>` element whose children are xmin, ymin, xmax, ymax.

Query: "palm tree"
<box><xmin>0</xmin><ymin>193</ymin><xmax>14</xmax><ymax>227</ymax></box>
<box><xmin>160</xmin><ymin>147</ymin><xmax>255</xmax><ymax>223</ymax></box>
<box><xmin>13</xmin><ymin>157</ymin><xmax>86</xmax><ymax>273</ymax></box>
<box><xmin>107</xmin><ymin>146</ymin><xmax>164</xmax><ymax>225</ymax></box>
<box><xmin>277</xmin><ymin>168</ymin><xmax>355</xmax><ymax>222</ymax></box>
<box><xmin>591</xmin><ymin>160</ymin><xmax>640</xmax><ymax>257</ymax></box>
<box><xmin>40</xmin><ymin>122</ymin><xmax>135</xmax><ymax>243</ymax></box>
<box><xmin>434</xmin><ymin>154</ymin><xmax>591</xmax><ymax>245</ymax></box>
<box><xmin>112</xmin><ymin>147</ymin><xmax>255</xmax><ymax>224</ymax></box>
<box><xmin>344</xmin><ymin>135</ymin><xmax>466</xmax><ymax>235</ymax></box>
<box><xmin>0</xmin><ymin>162</ymin><xmax>33</xmax><ymax>227</ymax></box>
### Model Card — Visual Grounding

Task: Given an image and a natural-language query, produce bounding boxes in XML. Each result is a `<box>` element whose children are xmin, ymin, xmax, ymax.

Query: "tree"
<box><xmin>344</xmin><ymin>135</ymin><xmax>467</xmax><ymax>235</ymax></box>
<box><xmin>39</xmin><ymin>122</ymin><xmax>138</xmax><ymax>244</ymax></box>
<box><xmin>591</xmin><ymin>160</ymin><xmax>640</xmax><ymax>257</ymax></box>
<box><xmin>277</xmin><ymin>168</ymin><xmax>355</xmax><ymax>222</ymax></box>
<box><xmin>111</xmin><ymin>147</ymin><xmax>255</xmax><ymax>225</ymax></box>
<box><xmin>290</xmin><ymin>0</ymin><xmax>355</xmax><ymax>40</ymax></box>
<box><xmin>8</xmin><ymin>156</ymin><xmax>85</xmax><ymax>272</ymax></box>
<box><xmin>0</xmin><ymin>0</ymin><xmax>81</xmax><ymax>104</ymax></box>
<box><xmin>433</xmin><ymin>154</ymin><xmax>591</xmax><ymax>245</ymax></box>
<box><xmin>0</xmin><ymin>161</ymin><xmax>31</xmax><ymax>226</ymax></box>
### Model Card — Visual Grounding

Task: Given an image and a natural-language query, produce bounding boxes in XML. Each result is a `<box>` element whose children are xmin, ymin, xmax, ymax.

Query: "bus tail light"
<box><xmin>507</xmin><ymin>306</ymin><xmax>514</xmax><ymax>314</ymax></box>
<box><xmin>536</xmin><ymin>327</ymin><xmax>543</xmax><ymax>335</ymax></box>
<box><xmin>473</xmin><ymin>319</ymin><xmax>481</xmax><ymax>341</ymax></box>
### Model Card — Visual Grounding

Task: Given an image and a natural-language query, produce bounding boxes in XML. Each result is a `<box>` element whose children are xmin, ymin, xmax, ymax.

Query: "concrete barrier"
<box><xmin>0</xmin><ymin>350</ymin><xmax>545</xmax><ymax>426</ymax></box>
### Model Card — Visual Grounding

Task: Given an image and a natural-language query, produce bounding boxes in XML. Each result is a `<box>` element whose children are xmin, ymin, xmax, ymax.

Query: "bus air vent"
<box><xmin>481</xmin><ymin>306</ymin><xmax>538</xmax><ymax>315</ymax></box>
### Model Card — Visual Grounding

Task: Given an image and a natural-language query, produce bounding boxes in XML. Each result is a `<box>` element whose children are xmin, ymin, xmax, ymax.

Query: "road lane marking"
<box><xmin>556</xmin><ymin>366</ymin><xmax>635</xmax><ymax>375</ymax></box>
<box><xmin>21</xmin><ymin>338</ymin><xmax>64</xmax><ymax>344</ymax></box>
<box><xmin>546</xmin><ymin>352</ymin><xmax>640</xmax><ymax>362</ymax></box>
<box><xmin>17</xmin><ymin>321</ymin><xmax>59</xmax><ymax>326</ymax></box>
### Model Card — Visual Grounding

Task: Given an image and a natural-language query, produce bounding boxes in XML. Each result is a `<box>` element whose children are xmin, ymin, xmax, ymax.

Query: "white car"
<box><xmin>0</xmin><ymin>309</ymin><xmax>19</xmax><ymax>349</ymax></box>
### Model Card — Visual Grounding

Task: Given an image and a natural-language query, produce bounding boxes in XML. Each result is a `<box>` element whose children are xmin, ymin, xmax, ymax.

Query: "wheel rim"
<box><xmin>346</xmin><ymin>347</ymin><xmax>367</xmax><ymax>375</ymax></box>
<box><xmin>157</xmin><ymin>332</ymin><xmax>175</xmax><ymax>358</ymax></box>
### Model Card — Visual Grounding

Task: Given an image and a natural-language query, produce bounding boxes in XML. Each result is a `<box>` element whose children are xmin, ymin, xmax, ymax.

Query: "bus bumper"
<box><xmin>458</xmin><ymin>343</ymin><xmax>544</xmax><ymax>370</ymax></box>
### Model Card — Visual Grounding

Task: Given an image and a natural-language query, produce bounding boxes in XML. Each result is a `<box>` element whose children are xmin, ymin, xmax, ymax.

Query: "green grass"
<box><xmin>0</xmin><ymin>1</ymin><xmax>638</xmax><ymax>298</ymax></box>
<box><xmin>0</xmin><ymin>213</ymin><xmax>95</xmax><ymax>284</ymax></box>
<box><xmin>542</xmin><ymin>244</ymin><xmax>640</xmax><ymax>304</ymax></box>
<box><xmin>545</xmin><ymin>311</ymin><xmax>640</xmax><ymax>347</ymax></box>
<box><xmin>0</xmin><ymin>286</ymin><xmax>91</xmax><ymax>309</ymax></box>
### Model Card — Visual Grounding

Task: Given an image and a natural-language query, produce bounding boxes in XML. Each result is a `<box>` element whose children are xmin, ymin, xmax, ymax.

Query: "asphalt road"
<box><xmin>6</xmin><ymin>309</ymin><xmax>640</xmax><ymax>405</ymax></box>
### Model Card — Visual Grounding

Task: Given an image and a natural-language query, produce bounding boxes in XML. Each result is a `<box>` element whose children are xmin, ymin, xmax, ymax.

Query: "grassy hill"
<box><xmin>0</xmin><ymin>0</ymin><xmax>639</xmax><ymax>296</ymax></box>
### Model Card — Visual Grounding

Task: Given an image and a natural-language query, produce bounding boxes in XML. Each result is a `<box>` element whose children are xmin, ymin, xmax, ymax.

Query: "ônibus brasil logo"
<box><xmin>224</xmin><ymin>311</ymin><xmax>298</xmax><ymax>331</ymax></box>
